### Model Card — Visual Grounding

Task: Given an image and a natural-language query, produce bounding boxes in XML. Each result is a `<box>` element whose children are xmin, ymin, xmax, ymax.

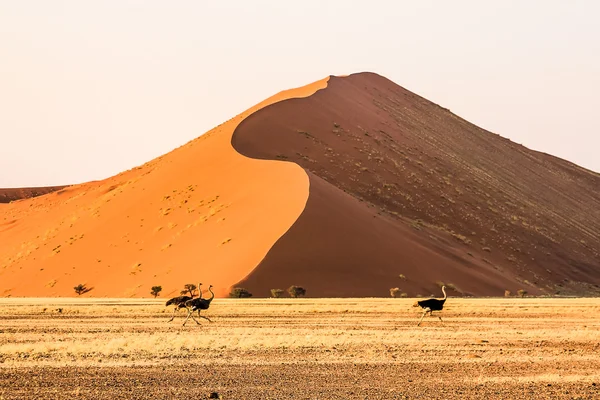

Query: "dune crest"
<box><xmin>0</xmin><ymin>77</ymin><xmax>329</xmax><ymax>297</ymax></box>
<box><xmin>232</xmin><ymin>72</ymin><xmax>600</xmax><ymax>297</ymax></box>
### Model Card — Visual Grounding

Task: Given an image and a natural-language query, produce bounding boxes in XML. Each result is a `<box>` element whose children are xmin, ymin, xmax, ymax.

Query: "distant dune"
<box><xmin>0</xmin><ymin>186</ymin><xmax>67</xmax><ymax>203</ymax></box>
<box><xmin>1</xmin><ymin>72</ymin><xmax>599</xmax><ymax>298</ymax></box>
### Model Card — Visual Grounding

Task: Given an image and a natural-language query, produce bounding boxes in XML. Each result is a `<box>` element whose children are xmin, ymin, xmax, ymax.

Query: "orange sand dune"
<box><xmin>2</xmin><ymin>72</ymin><xmax>599</xmax><ymax>298</ymax></box>
<box><xmin>0</xmin><ymin>78</ymin><xmax>328</xmax><ymax>297</ymax></box>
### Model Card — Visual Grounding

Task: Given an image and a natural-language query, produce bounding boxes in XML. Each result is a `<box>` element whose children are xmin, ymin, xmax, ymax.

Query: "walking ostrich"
<box><xmin>165</xmin><ymin>283</ymin><xmax>201</xmax><ymax>322</ymax></box>
<box><xmin>413</xmin><ymin>285</ymin><xmax>447</xmax><ymax>326</ymax></box>
<box><xmin>182</xmin><ymin>284</ymin><xmax>215</xmax><ymax>326</ymax></box>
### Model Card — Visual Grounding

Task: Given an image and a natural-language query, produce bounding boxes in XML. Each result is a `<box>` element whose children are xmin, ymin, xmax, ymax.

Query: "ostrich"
<box><xmin>182</xmin><ymin>284</ymin><xmax>215</xmax><ymax>326</ymax></box>
<box><xmin>413</xmin><ymin>285</ymin><xmax>447</xmax><ymax>326</ymax></box>
<box><xmin>165</xmin><ymin>283</ymin><xmax>201</xmax><ymax>322</ymax></box>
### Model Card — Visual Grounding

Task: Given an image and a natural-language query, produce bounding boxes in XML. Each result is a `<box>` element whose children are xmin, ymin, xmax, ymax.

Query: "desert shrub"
<box><xmin>181</xmin><ymin>284</ymin><xmax>197</xmax><ymax>297</ymax></box>
<box><xmin>517</xmin><ymin>289</ymin><xmax>527</xmax><ymax>298</ymax></box>
<box><xmin>229</xmin><ymin>287</ymin><xmax>252</xmax><ymax>298</ymax></box>
<box><xmin>270</xmin><ymin>289</ymin><xmax>284</xmax><ymax>298</ymax></box>
<box><xmin>73</xmin><ymin>284</ymin><xmax>91</xmax><ymax>296</ymax></box>
<box><xmin>150</xmin><ymin>286</ymin><xmax>162</xmax><ymax>298</ymax></box>
<box><xmin>288</xmin><ymin>285</ymin><xmax>306</xmax><ymax>298</ymax></box>
<box><xmin>400</xmin><ymin>292</ymin><xmax>408</xmax><ymax>298</ymax></box>
<box><xmin>390</xmin><ymin>288</ymin><xmax>402</xmax><ymax>298</ymax></box>
<box><xmin>446</xmin><ymin>283</ymin><xmax>463</xmax><ymax>294</ymax></box>
<box><xmin>398</xmin><ymin>274</ymin><xmax>406</xmax><ymax>280</ymax></box>
<box><xmin>504</xmin><ymin>290</ymin><xmax>511</xmax><ymax>297</ymax></box>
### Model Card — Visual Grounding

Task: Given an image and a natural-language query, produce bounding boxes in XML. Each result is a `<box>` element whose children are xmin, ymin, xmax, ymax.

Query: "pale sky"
<box><xmin>1</xmin><ymin>1</ymin><xmax>599</xmax><ymax>187</ymax></box>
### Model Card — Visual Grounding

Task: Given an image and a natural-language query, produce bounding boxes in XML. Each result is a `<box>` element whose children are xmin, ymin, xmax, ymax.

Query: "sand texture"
<box><xmin>232</xmin><ymin>72</ymin><xmax>600</xmax><ymax>297</ymax></box>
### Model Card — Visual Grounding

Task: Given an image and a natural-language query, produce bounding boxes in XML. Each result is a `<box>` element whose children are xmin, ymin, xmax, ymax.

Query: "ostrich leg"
<box><xmin>167</xmin><ymin>307</ymin><xmax>179</xmax><ymax>322</ymax></box>
<box><xmin>417</xmin><ymin>308</ymin><xmax>431</xmax><ymax>326</ymax></box>
<box><xmin>197</xmin><ymin>310</ymin><xmax>212</xmax><ymax>323</ymax></box>
<box><xmin>182</xmin><ymin>309</ymin><xmax>201</xmax><ymax>326</ymax></box>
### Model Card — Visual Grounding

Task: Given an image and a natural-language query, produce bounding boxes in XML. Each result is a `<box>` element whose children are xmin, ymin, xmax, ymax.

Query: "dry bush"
<box><xmin>229</xmin><ymin>288</ymin><xmax>252</xmax><ymax>298</ymax></box>
<box><xmin>73</xmin><ymin>284</ymin><xmax>91</xmax><ymax>296</ymax></box>
<box><xmin>270</xmin><ymin>289</ymin><xmax>284</xmax><ymax>298</ymax></box>
<box><xmin>446</xmin><ymin>283</ymin><xmax>462</xmax><ymax>294</ymax></box>
<box><xmin>181</xmin><ymin>284</ymin><xmax>197</xmax><ymax>297</ymax></box>
<box><xmin>505</xmin><ymin>290</ymin><xmax>511</xmax><ymax>297</ymax></box>
<box><xmin>517</xmin><ymin>289</ymin><xmax>527</xmax><ymax>298</ymax></box>
<box><xmin>288</xmin><ymin>286</ymin><xmax>306</xmax><ymax>298</ymax></box>
<box><xmin>390</xmin><ymin>288</ymin><xmax>402</xmax><ymax>298</ymax></box>
<box><xmin>150</xmin><ymin>286</ymin><xmax>162</xmax><ymax>298</ymax></box>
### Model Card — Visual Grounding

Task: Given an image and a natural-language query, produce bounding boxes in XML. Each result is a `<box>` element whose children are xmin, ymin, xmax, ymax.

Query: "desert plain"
<box><xmin>1</xmin><ymin>297</ymin><xmax>599</xmax><ymax>399</ymax></box>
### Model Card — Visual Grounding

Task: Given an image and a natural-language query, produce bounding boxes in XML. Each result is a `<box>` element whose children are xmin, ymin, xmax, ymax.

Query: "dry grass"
<box><xmin>1</xmin><ymin>298</ymin><xmax>599</xmax><ymax>398</ymax></box>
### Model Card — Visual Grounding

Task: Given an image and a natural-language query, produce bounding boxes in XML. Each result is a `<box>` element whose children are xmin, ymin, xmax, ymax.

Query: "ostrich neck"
<box><xmin>206</xmin><ymin>287</ymin><xmax>215</xmax><ymax>302</ymax></box>
<box><xmin>442</xmin><ymin>286</ymin><xmax>447</xmax><ymax>300</ymax></box>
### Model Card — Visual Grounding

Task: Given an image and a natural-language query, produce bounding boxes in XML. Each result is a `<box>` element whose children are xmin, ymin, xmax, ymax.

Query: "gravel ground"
<box><xmin>1</xmin><ymin>298</ymin><xmax>599</xmax><ymax>399</ymax></box>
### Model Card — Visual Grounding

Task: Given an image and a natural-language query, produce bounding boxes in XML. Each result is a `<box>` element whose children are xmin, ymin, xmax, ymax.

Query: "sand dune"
<box><xmin>2</xmin><ymin>72</ymin><xmax>599</xmax><ymax>298</ymax></box>
<box><xmin>0</xmin><ymin>78</ymin><xmax>328</xmax><ymax>297</ymax></box>
<box><xmin>232</xmin><ymin>72</ymin><xmax>600</xmax><ymax>297</ymax></box>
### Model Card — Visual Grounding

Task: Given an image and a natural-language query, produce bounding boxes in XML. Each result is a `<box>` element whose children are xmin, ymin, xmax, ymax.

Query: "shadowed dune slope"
<box><xmin>0</xmin><ymin>78</ymin><xmax>328</xmax><ymax>297</ymax></box>
<box><xmin>0</xmin><ymin>186</ymin><xmax>67</xmax><ymax>203</ymax></box>
<box><xmin>232</xmin><ymin>72</ymin><xmax>600</xmax><ymax>297</ymax></box>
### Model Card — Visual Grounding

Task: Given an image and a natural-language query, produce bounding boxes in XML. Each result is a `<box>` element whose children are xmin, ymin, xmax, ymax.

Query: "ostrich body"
<box><xmin>414</xmin><ymin>285</ymin><xmax>447</xmax><ymax>326</ymax></box>
<box><xmin>182</xmin><ymin>284</ymin><xmax>215</xmax><ymax>326</ymax></box>
<box><xmin>165</xmin><ymin>283</ymin><xmax>201</xmax><ymax>322</ymax></box>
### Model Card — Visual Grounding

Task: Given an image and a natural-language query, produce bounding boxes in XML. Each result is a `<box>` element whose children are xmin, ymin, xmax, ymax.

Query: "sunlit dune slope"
<box><xmin>0</xmin><ymin>78</ymin><xmax>329</xmax><ymax>297</ymax></box>
<box><xmin>232</xmin><ymin>72</ymin><xmax>600</xmax><ymax>297</ymax></box>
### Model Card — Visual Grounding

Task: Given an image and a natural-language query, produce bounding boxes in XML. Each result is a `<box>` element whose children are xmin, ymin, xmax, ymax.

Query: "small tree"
<box><xmin>504</xmin><ymin>290</ymin><xmax>511</xmax><ymax>297</ymax></box>
<box><xmin>270</xmin><ymin>289</ymin><xmax>284</xmax><ymax>298</ymax></box>
<box><xmin>181</xmin><ymin>283</ymin><xmax>197</xmax><ymax>297</ymax></box>
<box><xmin>288</xmin><ymin>285</ymin><xmax>306</xmax><ymax>298</ymax></box>
<box><xmin>229</xmin><ymin>287</ymin><xmax>252</xmax><ymax>298</ymax></box>
<box><xmin>390</xmin><ymin>287</ymin><xmax>402</xmax><ymax>298</ymax></box>
<box><xmin>73</xmin><ymin>284</ymin><xmax>91</xmax><ymax>296</ymax></box>
<box><xmin>150</xmin><ymin>286</ymin><xmax>162</xmax><ymax>298</ymax></box>
<box><xmin>517</xmin><ymin>289</ymin><xmax>527</xmax><ymax>298</ymax></box>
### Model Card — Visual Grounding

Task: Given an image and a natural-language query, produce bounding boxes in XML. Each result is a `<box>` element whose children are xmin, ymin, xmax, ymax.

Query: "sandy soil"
<box><xmin>0</xmin><ymin>78</ymin><xmax>328</xmax><ymax>297</ymax></box>
<box><xmin>232</xmin><ymin>72</ymin><xmax>600</xmax><ymax>297</ymax></box>
<box><xmin>1</xmin><ymin>298</ymin><xmax>599</xmax><ymax>399</ymax></box>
